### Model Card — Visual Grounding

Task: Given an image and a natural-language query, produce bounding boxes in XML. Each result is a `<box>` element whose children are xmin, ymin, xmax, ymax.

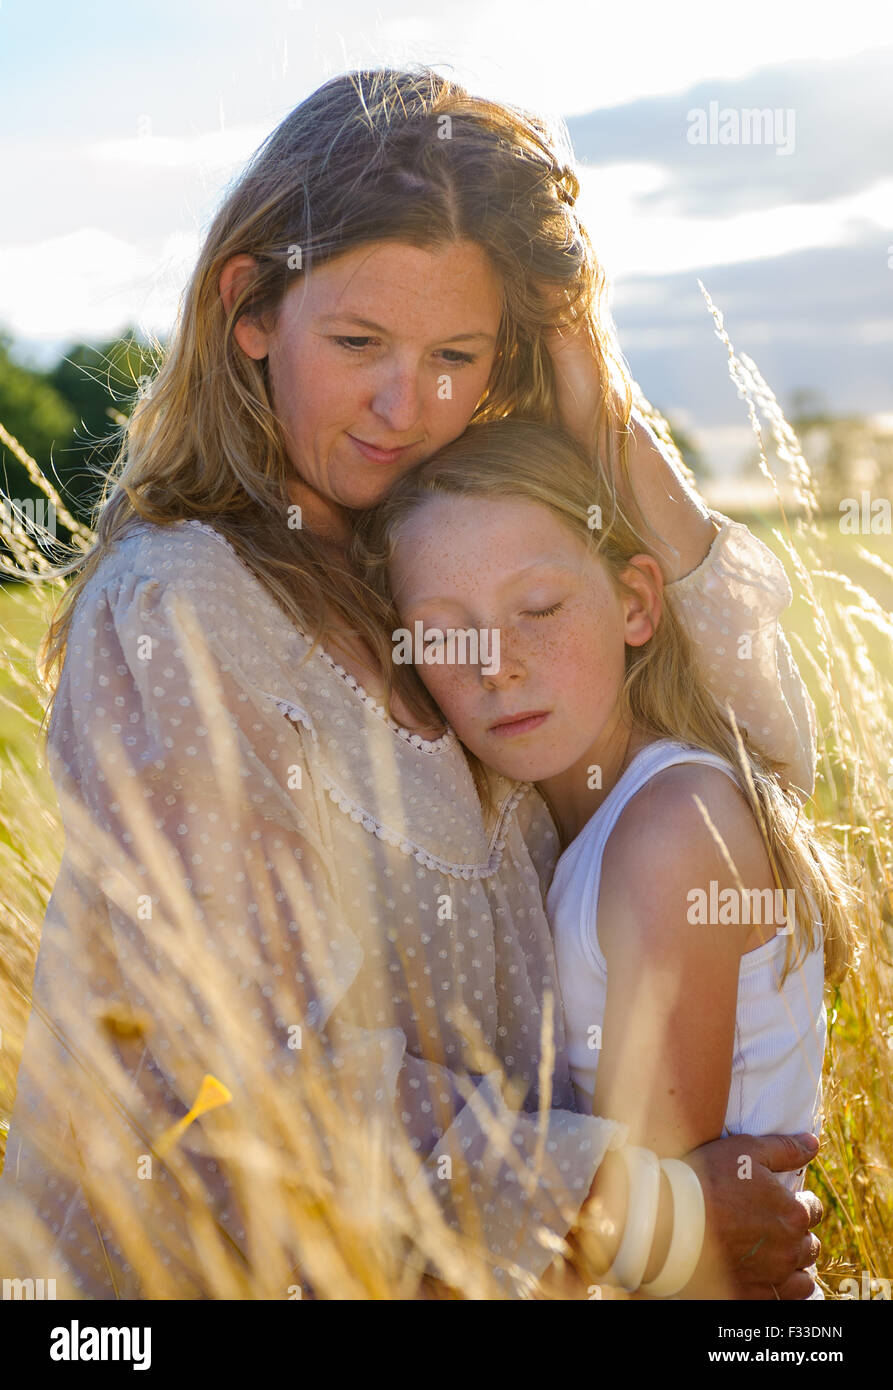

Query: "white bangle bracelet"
<box><xmin>640</xmin><ymin>1158</ymin><xmax>706</xmax><ymax>1298</ymax></box>
<box><xmin>601</xmin><ymin>1146</ymin><xmax>661</xmax><ymax>1292</ymax></box>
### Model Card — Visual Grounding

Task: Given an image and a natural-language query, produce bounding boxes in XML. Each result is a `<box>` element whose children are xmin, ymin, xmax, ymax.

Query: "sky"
<box><xmin>2</xmin><ymin>0</ymin><xmax>892</xmax><ymax>473</ymax></box>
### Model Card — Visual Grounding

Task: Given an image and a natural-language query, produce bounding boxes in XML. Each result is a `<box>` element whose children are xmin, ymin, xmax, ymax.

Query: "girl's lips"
<box><xmin>347</xmin><ymin>434</ymin><xmax>416</xmax><ymax>465</ymax></box>
<box><xmin>489</xmin><ymin>711</ymin><xmax>550</xmax><ymax>737</ymax></box>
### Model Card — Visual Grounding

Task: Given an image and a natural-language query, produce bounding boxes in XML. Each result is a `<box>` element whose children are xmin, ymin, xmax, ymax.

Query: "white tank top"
<box><xmin>546</xmin><ymin>740</ymin><xmax>827</xmax><ymax>1195</ymax></box>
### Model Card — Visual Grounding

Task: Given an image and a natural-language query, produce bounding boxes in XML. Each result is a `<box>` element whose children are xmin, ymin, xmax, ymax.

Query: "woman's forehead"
<box><xmin>289</xmin><ymin>239</ymin><xmax>503</xmax><ymax>329</ymax></box>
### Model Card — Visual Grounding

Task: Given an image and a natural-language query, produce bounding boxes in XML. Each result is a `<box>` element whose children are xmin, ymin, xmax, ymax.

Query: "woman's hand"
<box><xmin>537</xmin><ymin>281</ymin><xmax>718</xmax><ymax>582</ymax></box>
<box><xmin>537</xmin><ymin>282</ymin><xmax>603</xmax><ymax>449</ymax></box>
<box><xmin>683</xmin><ymin>1132</ymin><xmax>823</xmax><ymax>1300</ymax></box>
<box><xmin>567</xmin><ymin>1131</ymin><xmax>822</xmax><ymax>1300</ymax></box>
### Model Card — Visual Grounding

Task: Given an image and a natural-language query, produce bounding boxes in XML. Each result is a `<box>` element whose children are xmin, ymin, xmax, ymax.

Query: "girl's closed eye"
<box><xmin>525</xmin><ymin>601</ymin><xmax>564</xmax><ymax>619</ymax></box>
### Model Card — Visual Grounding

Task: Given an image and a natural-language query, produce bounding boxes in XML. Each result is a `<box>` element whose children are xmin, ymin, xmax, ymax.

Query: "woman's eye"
<box><xmin>525</xmin><ymin>602</ymin><xmax>564</xmax><ymax>619</ymax></box>
<box><xmin>331</xmin><ymin>337</ymin><xmax>474</xmax><ymax>365</ymax></box>
<box><xmin>333</xmin><ymin>335</ymin><xmax>376</xmax><ymax>350</ymax></box>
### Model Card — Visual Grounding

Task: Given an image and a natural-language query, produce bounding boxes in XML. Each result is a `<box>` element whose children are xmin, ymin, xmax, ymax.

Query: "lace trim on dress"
<box><xmin>271</xmin><ymin>698</ymin><xmax>317</xmax><ymax>740</ymax></box>
<box><xmin>275</xmin><ymin>701</ymin><xmax>530</xmax><ymax>880</ymax></box>
<box><xmin>182</xmin><ymin>518</ymin><xmax>455</xmax><ymax>755</ymax></box>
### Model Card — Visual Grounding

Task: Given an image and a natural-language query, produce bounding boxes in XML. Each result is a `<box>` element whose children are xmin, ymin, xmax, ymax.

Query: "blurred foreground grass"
<box><xmin>0</xmin><ymin>425</ymin><xmax>891</xmax><ymax>1296</ymax></box>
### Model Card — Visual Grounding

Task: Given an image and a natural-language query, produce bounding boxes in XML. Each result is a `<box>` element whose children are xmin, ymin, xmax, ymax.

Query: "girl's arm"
<box><xmin>583</xmin><ymin>763</ymin><xmax>782</xmax><ymax>1295</ymax></box>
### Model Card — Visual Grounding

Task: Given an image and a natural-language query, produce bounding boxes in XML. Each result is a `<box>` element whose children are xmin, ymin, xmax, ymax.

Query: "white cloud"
<box><xmin>0</xmin><ymin>228</ymin><xmax>200</xmax><ymax>345</ymax></box>
<box><xmin>89</xmin><ymin>124</ymin><xmax>270</xmax><ymax>171</ymax></box>
<box><xmin>582</xmin><ymin>172</ymin><xmax>893</xmax><ymax>282</ymax></box>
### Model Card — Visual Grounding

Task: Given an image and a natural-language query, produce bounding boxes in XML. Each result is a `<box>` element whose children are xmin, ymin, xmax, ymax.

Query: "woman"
<box><xmin>0</xmin><ymin>67</ymin><xmax>821</xmax><ymax>1300</ymax></box>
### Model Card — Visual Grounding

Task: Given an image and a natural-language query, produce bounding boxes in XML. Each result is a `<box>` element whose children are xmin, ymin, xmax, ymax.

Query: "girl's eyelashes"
<box><xmin>331</xmin><ymin>336</ymin><xmax>476</xmax><ymax>365</ymax></box>
<box><xmin>407</xmin><ymin>600</ymin><xmax>567</xmax><ymax>631</ymax></box>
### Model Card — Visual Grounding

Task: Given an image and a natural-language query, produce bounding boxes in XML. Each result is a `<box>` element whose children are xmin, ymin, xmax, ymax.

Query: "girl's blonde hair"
<box><xmin>17</xmin><ymin>65</ymin><xmax>633</xmax><ymax>731</ymax></box>
<box><xmin>354</xmin><ymin>416</ymin><xmax>854</xmax><ymax>986</ymax></box>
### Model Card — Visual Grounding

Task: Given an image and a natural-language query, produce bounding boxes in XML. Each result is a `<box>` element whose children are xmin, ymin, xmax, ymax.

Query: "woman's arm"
<box><xmin>543</xmin><ymin>307</ymin><xmax>715</xmax><ymax>578</ymax></box>
<box><xmin>544</xmin><ymin>315</ymin><xmax>817</xmax><ymax>795</ymax></box>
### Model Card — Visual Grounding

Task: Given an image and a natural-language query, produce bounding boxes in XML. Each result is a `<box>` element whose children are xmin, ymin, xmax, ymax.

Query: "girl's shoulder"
<box><xmin>608</xmin><ymin>755</ymin><xmax>756</xmax><ymax>872</ymax></box>
<box><xmin>597</xmin><ymin>746</ymin><xmax>772</xmax><ymax>953</ymax></box>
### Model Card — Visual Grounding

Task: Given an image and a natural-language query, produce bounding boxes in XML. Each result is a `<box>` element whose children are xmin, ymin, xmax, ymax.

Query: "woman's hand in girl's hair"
<box><xmin>536</xmin><ymin>280</ymin><xmax>717</xmax><ymax>581</ymax></box>
<box><xmin>536</xmin><ymin>280</ymin><xmax>602</xmax><ymax>449</ymax></box>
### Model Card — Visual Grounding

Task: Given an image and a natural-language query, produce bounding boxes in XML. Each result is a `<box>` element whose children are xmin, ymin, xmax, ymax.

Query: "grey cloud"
<box><xmin>567</xmin><ymin>47</ymin><xmax>893</xmax><ymax>216</ymax></box>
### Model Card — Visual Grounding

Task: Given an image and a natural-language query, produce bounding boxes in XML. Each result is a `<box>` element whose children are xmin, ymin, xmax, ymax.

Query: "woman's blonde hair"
<box><xmin>19</xmin><ymin>66</ymin><xmax>633</xmax><ymax>730</ymax></box>
<box><xmin>354</xmin><ymin>416</ymin><xmax>854</xmax><ymax>986</ymax></box>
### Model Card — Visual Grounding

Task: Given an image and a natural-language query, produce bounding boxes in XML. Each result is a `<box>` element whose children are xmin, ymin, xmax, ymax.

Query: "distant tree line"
<box><xmin>0</xmin><ymin>329</ymin><xmax>158</xmax><ymax>555</ymax></box>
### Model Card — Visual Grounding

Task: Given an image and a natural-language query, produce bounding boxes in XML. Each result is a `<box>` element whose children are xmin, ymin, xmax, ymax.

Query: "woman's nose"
<box><xmin>371</xmin><ymin>363</ymin><xmax>422</xmax><ymax>433</ymax></box>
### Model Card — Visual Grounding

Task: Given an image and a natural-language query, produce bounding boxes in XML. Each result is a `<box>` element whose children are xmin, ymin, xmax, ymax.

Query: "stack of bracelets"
<box><xmin>600</xmin><ymin>1147</ymin><xmax>706</xmax><ymax>1297</ymax></box>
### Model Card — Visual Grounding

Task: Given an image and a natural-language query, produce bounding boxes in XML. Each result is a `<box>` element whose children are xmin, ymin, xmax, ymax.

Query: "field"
<box><xmin>0</xmin><ymin>501</ymin><xmax>891</xmax><ymax>1298</ymax></box>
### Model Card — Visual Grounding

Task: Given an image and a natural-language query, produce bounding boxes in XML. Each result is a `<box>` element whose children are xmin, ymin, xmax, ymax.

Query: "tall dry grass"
<box><xmin>0</xmin><ymin>312</ymin><xmax>890</xmax><ymax>1299</ymax></box>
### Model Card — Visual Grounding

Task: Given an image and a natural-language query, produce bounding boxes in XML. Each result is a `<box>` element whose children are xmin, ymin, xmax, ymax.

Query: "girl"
<box><xmin>361</xmin><ymin>415</ymin><xmax>853</xmax><ymax>1296</ymax></box>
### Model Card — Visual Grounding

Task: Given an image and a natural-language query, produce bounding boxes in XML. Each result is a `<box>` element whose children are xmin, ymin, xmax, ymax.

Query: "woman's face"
<box><xmin>234</xmin><ymin>239</ymin><xmax>503</xmax><ymax>525</ymax></box>
<box><xmin>388</xmin><ymin>494</ymin><xmax>660</xmax><ymax>784</ymax></box>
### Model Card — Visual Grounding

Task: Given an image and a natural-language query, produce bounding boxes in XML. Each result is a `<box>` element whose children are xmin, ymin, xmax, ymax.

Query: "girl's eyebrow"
<box><xmin>506</xmin><ymin>555</ymin><xmax>578</xmax><ymax>582</ymax></box>
<box><xmin>407</xmin><ymin>556</ymin><xmax>578</xmax><ymax>608</ymax></box>
<box><xmin>318</xmin><ymin>314</ymin><xmax>496</xmax><ymax>344</ymax></box>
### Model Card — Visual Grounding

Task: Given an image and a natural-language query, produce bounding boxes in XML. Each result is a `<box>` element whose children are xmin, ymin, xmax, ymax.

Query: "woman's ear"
<box><xmin>620</xmin><ymin>554</ymin><xmax>664</xmax><ymax>647</ymax></box>
<box><xmin>218</xmin><ymin>254</ymin><xmax>270</xmax><ymax>360</ymax></box>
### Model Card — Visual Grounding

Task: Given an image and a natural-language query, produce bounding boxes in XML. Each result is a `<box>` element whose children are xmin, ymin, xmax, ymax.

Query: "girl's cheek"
<box><xmin>414</xmin><ymin>663</ymin><xmax>470</xmax><ymax>721</ymax></box>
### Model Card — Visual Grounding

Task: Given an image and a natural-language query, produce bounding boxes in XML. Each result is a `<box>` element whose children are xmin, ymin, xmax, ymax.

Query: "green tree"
<box><xmin>0</xmin><ymin>335</ymin><xmax>76</xmax><ymax>470</ymax></box>
<box><xmin>0</xmin><ymin>333</ymin><xmax>77</xmax><ymax>520</ymax></box>
<box><xmin>47</xmin><ymin>330</ymin><xmax>159</xmax><ymax>502</ymax></box>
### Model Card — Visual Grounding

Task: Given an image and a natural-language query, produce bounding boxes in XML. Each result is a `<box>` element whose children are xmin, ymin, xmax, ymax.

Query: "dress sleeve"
<box><xmin>12</xmin><ymin>567</ymin><xmax>620</xmax><ymax>1297</ymax></box>
<box><xmin>664</xmin><ymin>512</ymin><xmax>817</xmax><ymax>797</ymax></box>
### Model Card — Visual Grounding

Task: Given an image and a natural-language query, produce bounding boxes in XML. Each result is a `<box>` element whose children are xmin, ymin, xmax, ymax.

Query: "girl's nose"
<box><xmin>481</xmin><ymin>634</ymin><xmax>525</xmax><ymax>691</ymax></box>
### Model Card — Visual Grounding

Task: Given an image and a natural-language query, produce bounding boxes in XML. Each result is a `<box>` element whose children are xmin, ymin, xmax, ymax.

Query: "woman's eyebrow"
<box><xmin>318</xmin><ymin>314</ymin><xmax>496</xmax><ymax>344</ymax></box>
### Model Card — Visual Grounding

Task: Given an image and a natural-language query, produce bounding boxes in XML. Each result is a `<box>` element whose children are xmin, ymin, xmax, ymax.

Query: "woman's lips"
<box><xmin>347</xmin><ymin>433</ymin><xmax>417</xmax><ymax>465</ymax></box>
<box><xmin>488</xmin><ymin>711</ymin><xmax>550</xmax><ymax>737</ymax></box>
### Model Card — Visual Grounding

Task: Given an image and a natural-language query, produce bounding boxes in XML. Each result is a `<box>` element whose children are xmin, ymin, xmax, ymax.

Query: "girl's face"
<box><xmin>230</xmin><ymin>239</ymin><xmax>503</xmax><ymax>529</ymax></box>
<box><xmin>388</xmin><ymin>494</ymin><xmax>661</xmax><ymax>784</ymax></box>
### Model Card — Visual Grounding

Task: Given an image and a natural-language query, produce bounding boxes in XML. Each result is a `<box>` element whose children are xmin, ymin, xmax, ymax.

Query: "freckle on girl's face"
<box><xmin>388</xmin><ymin>494</ymin><xmax>630</xmax><ymax>782</ymax></box>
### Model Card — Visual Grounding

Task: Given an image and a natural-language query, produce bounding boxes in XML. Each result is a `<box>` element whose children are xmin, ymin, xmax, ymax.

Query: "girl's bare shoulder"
<box><xmin>599</xmin><ymin>762</ymin><xmax>773</xmax><ymax>949</ymax></box>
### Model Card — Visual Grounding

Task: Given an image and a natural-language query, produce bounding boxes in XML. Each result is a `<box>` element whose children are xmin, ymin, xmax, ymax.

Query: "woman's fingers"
<box><xmin>796</xmin><ymin>1187</ymin><xmax>823</xmax><ymax>1230</ymax></box>
<box><xmin>800</xmin><ymin>1232</ymin><xmax>822</xmax><ymax>1267</ymax></box>
<box><xmin>773</xmin><ymin>1267</ymin><xmax>819</xmax><ymax>1301</ymax></box>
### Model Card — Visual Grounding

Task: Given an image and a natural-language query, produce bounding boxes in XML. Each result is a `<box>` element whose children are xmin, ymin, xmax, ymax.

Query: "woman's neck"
<box><xmin>536</xmin><ymin>718</ymin><xmax>653</xmax><ymax>849</ymax></box>
<box><xmin>286</xmin><ymin>476</ymin><xmax>353</xmax><ymax>549</ymax></box>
